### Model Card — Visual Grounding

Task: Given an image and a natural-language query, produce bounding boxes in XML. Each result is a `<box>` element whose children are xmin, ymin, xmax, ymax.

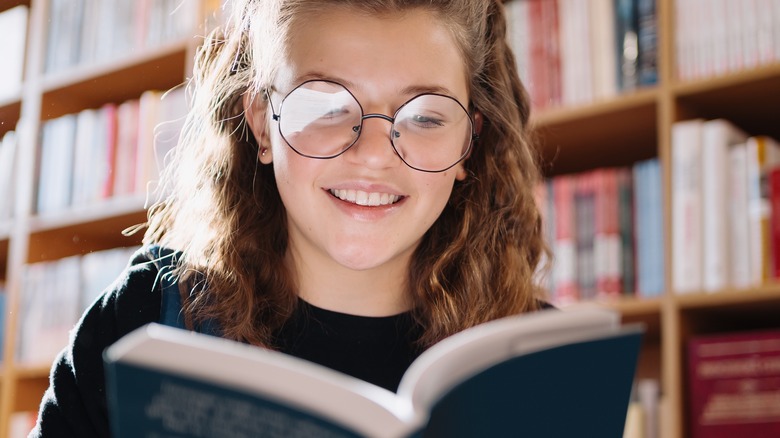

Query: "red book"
<box><xmin>101</xmin><ymin>103</ymin><xmax>118</xmax><ymax>199</ymax></box>
<box><xmin>769</xmin><ymin>166</ymin><xmax>780</xmax><ymax>279</ymax></box>
<box><xmin>594</xmin><ymin>168</ymin><xmax>622</xmax><ymax>299</ymax></box>
<box><xmin>527</xmin><ymin>0</ymin><xmax>548</xmax><ymax>110</ymax></box>
<box><xmin>688</xmin><ymin>329</ymin><xmax>780</xmax><ymax>438</ymax></box>
<box><xmin>553</xmin><ymin>175</ymin><xmax>578</xmax><ymax>304</ymax></box>
<box><xmin>540</xmin><ymin>0</ymin><xmax>561</xmax><ymax>108</ymax></box>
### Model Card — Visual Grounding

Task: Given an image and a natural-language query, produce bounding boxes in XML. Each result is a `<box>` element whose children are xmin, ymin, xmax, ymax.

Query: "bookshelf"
<box><xmin>523</xmin><ymin>0</ymin><xmax>780</xmax><ymax>436</ymax></box>
<box><xmin>0</xmin><ymin>0</ymin><xmax>216</xmax><ymax>433</ymax></box>
<box><xmin>0</xmin><ymin>0</ymin><xmax>778</xmax><ymax>437</ymax></box>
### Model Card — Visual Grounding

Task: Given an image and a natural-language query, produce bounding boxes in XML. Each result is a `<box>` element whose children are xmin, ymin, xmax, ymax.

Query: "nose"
<box><xmin>345</xmin><ymin>114</ymin><xmax>401</xmax><ymax>168</ymax></box>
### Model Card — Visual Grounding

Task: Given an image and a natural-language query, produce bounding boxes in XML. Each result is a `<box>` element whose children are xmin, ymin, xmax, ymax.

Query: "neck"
<box><xmin>287</xmin><ymin>249</ymin><xmax>412</xmax><ymax>317</ymax></box>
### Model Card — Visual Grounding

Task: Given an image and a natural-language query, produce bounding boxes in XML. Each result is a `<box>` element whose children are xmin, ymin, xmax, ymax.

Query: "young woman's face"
<box><xmin>258</xmin><ymin>7</ymin><xmax>469</xmax><ymax>274</ymax></box>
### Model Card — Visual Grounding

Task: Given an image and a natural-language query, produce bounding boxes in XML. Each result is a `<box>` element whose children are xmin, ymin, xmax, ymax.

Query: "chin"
<box><xmin>329</xmin><ymin>248</ymin><xmax>406</xmax><ymax>272</ymax></box>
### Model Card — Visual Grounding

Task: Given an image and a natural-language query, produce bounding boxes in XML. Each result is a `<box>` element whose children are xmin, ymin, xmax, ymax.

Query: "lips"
<box><xmin>329</xmin><ymin>189</ymin><xmax>402</xmax><ymax>206</ymax></box>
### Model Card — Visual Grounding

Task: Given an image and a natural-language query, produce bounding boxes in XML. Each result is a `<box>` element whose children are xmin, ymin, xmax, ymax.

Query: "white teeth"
<box><xmin>330</xmin><ymin>189</ymin><xmax>400</xmax><ymax>206</ymax></box>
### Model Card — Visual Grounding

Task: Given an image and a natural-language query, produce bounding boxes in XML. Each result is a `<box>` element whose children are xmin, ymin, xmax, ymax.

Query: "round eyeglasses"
<box><xmin>265</xmin><ymin>80</ymin><xmax>478</xmax><ymax>173</ymax></box>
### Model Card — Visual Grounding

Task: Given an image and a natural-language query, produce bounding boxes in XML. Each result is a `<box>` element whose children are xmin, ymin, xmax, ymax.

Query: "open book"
<box><xmin>104</xmin><ymin>307</ymin><xmax>643</xmax><ymax>437</ymax></box>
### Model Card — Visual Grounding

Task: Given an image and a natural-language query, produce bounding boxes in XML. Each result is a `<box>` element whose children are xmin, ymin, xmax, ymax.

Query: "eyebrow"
<box><xmin>292</xmin><ymin>71</ymin><xmax>459</xmax><ymax>98</ymax></box>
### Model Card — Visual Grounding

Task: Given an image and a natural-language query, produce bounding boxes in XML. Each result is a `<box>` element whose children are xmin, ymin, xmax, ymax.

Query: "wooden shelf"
<box><xmin>673</xmin><ymin>62</ymin><xmax>780</xmax><ymax>138</ymax></box>
<box><xmin>0</xmin><ymin>235</ymin><xmax>8</xmax><ymax>279</ymax></box>
<box><xmin>0</xmin><ymin>220</ymin><xmax>11</xmax><ymax>240</ymax></box>
<box><xmin>12</xmin><ymin>367</ymin><xmax>49</xmax><ymax>412</ymax></box>
<box><xmin>531</xmin><ymin>88</ymin><xmax>659</xmax><ymax>175</ymax></box>
<box><xmin>1</xmin><ymin>0</ymin><xmax>778</xmax><ymax>436</ymax></box>
<box><xmin>29</xmin><ymin>196</ymin><xmax>147</xmax><ymax>233</ymax></box>
<box><xmin>0</xmin><ymin>0</ymin><xmax>29</xmax><ymax>13</ymax></box>
<box><xmin>40</xmin><ymin>38</ymin><xmax>191</xmax><ymax>120</ymax></box>
<box><xmin>561</xmin><ymin>297</ymin><xmax>662</xmax><ymax>333</ymax></box>
<box><xmin>27</xmin><ymin>197</ymin><xmax>147</xmax><ymax>263</ymax></box>
<box><xmin>673</xmin><ymin>284</ymin><xmax>780</xmax><ymax>309</ymax></box>
<box><xmin>0</xmin><ymin>96</ymin><xmax>21</xmax><ymax>135</ymax></box>
<box><xmin>674</xmin><ymin>286</ymin><xmax>780</xmax><ymax>341</ymax></box>
<box><xmin>0</xmin><ymin>0</ymin><xmax>208</xmax><ymax>431</ymax></box>
<box><xmin>13</xmin><ymin>365</ymin><xmax>49</xmax><ymax>380</ymax></box>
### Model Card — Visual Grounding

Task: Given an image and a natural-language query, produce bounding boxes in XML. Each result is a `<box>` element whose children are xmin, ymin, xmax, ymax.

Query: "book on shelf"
<box><xmin>133</xmin><ymin>86</ymin><xmax>189</xmax><ymax>200</ymax></box>
<box><xmin>590</xmin><ymin>0</ymin><xmax>618</xmax><ymax>101</ymax></box>
<box><xmin>746</xmin><ymin>136</ymin><xmax>780</xmax><ymax>286</ymax></box>
<box><xmin>15</xmin><ymin>247</ymin><xmax>140</xmax><ymax>366</ymax></box>
<box><xmin>532</xmin><ymin>180</ymin><xmax>555</xmax><ymax>293</ymax></box>
<box><xmin>33</xmin><ymin>87</ymin><xmax>187</xmax><ymax>214</ymax></box>
<box><xmin>552</xmin><ymin>174</ymin><xmax>578</xmax><ymax>304</ymax></box>
<box><xmin>636</xmin><ymin>0</ymin><xmax>658</xmax><ymax>86</ymax></box>
<box><xmin>113</xmin><ymin>100</ymin><xmax>141</xmax><ymax>197</ymax></box>
<box><xmin>729</xmin><ymin>142</ymin><xmax>752</xmax><ymax>288</ymax></box>
<box><xmin>558</xmin><ymin>0</ymin><xmax>594</xmax><ymax>106</ymax></box>
<box><xmin>701</xmin><ymin>119</ymin><xmax>748</xmax><ymax>292</ymax></box>
<box><xmin>687</xmin><ymin>329</ymin><xmax>780</xmax><ymax>438</ymax></box>
<box><xmin>0</xmin><ymin>5</ymin><xmax>28</xmax><ymax>101</ymax></box>
<box><xmin>105</xmin><ymin>308</ymin><xmax>643</xmax><ymax>438</ymax></box>
<box><xmin>671</xmin><ymin>119</ymin><xmax>704</xmax><ymax>293</ymax></box>
<box><xmin>574</xmin><ymin>171</ymin><xmax>597</xmax><ymax>300</ymax></box>
<box><xmin>594</xmin><ymin>167</ymin><xmax>622</xmax><ymax>299</ymax></box>
<box><xmin>504</xmin><ymin>0</ymin><xmax>655</xmax><ymax>110</ymax></box>
<box><xmin>504</xmin><ymin>0</ymin><xmax>532</xmax><ymax>89</ymax></box>
<box><xmin>539</xmin><ymin>159</ymin><xmax>663</xmax><ymax>304</ymax></box>
<box><xmin>617</xmin><ymin>167</ymin><xmax>636</xmax><ymax>296</ymax></box>
<box><xmin>36</xmin><ymin>114</ymin><xmax>78</xmax><ymax>215</ymax></box>
<box><xmin>633</xmin><ymin>158</ymin><xmax>664</xmax><ymax>297</ymax></box>
<box><xmin>623</xmin><ymin>378</ymin><xmax>662</xmax><ymax>438</ymax></box>
<box><xmin>675</xmin><ymin>0</ymin><xmax>780</xmax><ymax>81</ymax></box>
<box><xmin>770</xmin><ymin>166</ymin><xmax>780</xmax><ymax>278</ymax></box>
<box><xmin>615</xmin><ymin>0</ymin><xmax>640</xmax><ymax>91</ymax></box>
<box><xmin>44</xmin><ymin>0</ymin><xmax>201</xmax><ymax>74</ymax></box>
<box><xmin>0</xmin><ymin>130</ymin><xmax>18</xmax><ymax>221</ymax></box>
<box><xmin>17</xmin><ymin>256</ymin><xmax>82</xmax><ymax>366</ymax></box>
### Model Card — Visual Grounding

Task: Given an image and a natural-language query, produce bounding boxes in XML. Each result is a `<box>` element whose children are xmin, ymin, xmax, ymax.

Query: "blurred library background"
<box><xmin>1</xmin><ymin>0</ymin><xmax>779</xmax><ymax>437</ymax></box>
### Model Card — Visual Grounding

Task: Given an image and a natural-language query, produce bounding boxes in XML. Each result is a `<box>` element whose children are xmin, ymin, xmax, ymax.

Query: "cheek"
<box><xmin>421</xmin><ymin>174</ymin><xmax>458</xmax><ymax>212</ymax></box>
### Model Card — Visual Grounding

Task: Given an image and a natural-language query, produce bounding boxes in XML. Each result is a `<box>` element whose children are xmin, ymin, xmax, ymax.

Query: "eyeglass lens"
<box><xmin>276</xmin><ymin>80</ymin><xmax>472</xmax><ymax>172</ymax></box>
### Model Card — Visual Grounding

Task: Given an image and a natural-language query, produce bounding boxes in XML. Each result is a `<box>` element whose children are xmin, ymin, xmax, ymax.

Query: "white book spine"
<box><xmin>701</xmin><ymin>120</ymin><xmax>748</xmax><ymax>291</ymax></box>
<box><xmin>0</xmin><ymin>131</ymin><xmax>18</xmax><ymax>220</ymax></box>
<box><xmin>710</xmin><ymin>0</ymin><xmax>728</xmax><ymax>75</ymax></box>
<box><xmin>672</xmin><ymin>120</ymin><xmax>703</xmax><ymax>293</ymax></box>
<box><xmin>0</xmin><ymin>6</ymin><xmax>28</xmax><ymax>99</ymax></box>
<box><xmin>590</xmin><ymin>0</ymin><xmax>617</xmax><ymax>100</ymax></box>
<box><xmin>774</xmin><ymin>0</ymin><xmax>780</xmax><ymax>60</ymax></box>
<box><xmin>729</xmin><ymin>143</ymin><xmax>752</xmax><ymax>288</ymax></box>
<box><xmin>725</xmin><ymin>0</ymin><xmax>744</xmax><ymax>72</ymax></box>
<box><xmin>740</xmin><ymin>0</ymin><xmax>759</xmax><ymax>69</ymax></box>
<box><xmin>756</xmin><ymin>0</ymin><xmax>775</xmax><ymax>64</ymax></box>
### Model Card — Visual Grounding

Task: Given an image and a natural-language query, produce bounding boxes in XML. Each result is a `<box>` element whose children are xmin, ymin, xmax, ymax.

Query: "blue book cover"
<box><xmin>105</xmin><ymin>308</ymin><xmax>643</xmax><ymax>437</ymax></box>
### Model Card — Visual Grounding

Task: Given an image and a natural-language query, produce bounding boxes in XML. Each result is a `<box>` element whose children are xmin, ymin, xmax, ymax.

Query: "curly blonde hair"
<box><xmin>144</xmin><ymin>0</ymin><xmax>549</xmax><ymax>348</ymax></box>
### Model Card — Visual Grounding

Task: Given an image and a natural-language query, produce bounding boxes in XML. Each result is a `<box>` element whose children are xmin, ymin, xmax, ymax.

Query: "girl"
<box><xmin>32</xmin><ymin>0</ymin><xmax>549</xmax><ymax>436</ymax></box>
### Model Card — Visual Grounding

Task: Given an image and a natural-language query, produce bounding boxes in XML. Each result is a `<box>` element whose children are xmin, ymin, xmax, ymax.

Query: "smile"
<box><xmin>329</xmin><ymin>189</ymin><xmax>402</xmax><ymax>206</ymax></box>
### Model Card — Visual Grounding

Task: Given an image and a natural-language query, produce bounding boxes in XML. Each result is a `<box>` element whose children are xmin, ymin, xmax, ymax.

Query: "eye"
<box><xmin>323</xmin><ymin>106</ymin><xmax>349</xmax><ymax>118</ymax></box>
<box><xmin>411</xmin><ymin>114</ymin><xmax>445</xmax><ymax>128</ymax></box>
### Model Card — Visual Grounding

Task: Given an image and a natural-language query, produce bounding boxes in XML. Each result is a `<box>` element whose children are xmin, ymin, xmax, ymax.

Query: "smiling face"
<box><xmin>245</xmin><ymin>6</ymin><xmax>470</xmax><ymax>312</ymax></box>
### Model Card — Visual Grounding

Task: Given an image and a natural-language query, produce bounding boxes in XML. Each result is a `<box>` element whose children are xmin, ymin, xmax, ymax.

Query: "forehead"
<box><xmin>276</xmin><ymin>6</ymin><xmax>470</xmax><ymax>102</ymax></box>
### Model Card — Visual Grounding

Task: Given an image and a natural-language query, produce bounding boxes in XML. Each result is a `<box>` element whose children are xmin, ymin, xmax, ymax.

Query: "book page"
<box><xmin>398</xmin><ymin>307</ymin><xmax>620</xmax><ymax>410</ymax></box>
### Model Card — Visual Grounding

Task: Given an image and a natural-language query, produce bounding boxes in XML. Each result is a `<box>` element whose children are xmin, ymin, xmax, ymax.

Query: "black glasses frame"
<box><xmin>265</xmin><ymin>79</ymin><xmax>479</xmax><ymax>173</ymax></box>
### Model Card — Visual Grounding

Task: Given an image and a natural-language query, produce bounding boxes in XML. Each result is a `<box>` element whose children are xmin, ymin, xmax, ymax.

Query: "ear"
<box><xmin>473</xmin><ymin>110</ymin><xmax>484</xmax><ymax>136</ymax></box>
<box><xmin>243</xmin><ymin>91</ymin><xmax>273</xmax><ymax>164</ymax></box>
<box><xmin>454</xmin><ymin>110</ymin><xmax>483</xmax><ymax>181</ymax></box>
